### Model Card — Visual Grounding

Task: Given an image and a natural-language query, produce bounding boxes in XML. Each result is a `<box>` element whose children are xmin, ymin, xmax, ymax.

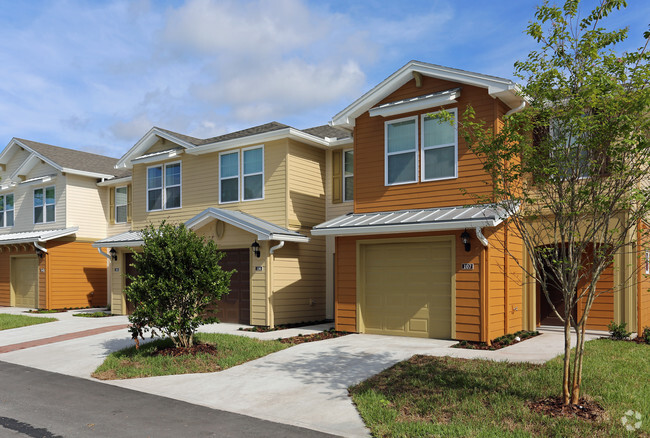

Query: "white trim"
<box><xmin>0</xmin><ymin>193</ymin><xmax>14</xmax><ymax>228</ymax></box>
<box><xmin>114</xmin><ymin>186</ymin><xmax>128</xmax><ymax>224</ymax></box>
<box><xmin>130</xmin><ymin>148</ymin><xmax>184</xmax><ymax>165</ymax></box>
<box><xmin>19</xmin><ymin>175</ymin><xmax>54</xmax><ymax>185</ymax></box>
<box><xmin>33</xmin><ymin>185</ymin><xmax>55</xmax><ymax>224</ymax></box>
<box><xmin>343</xmin><ymin>148</ymin><xmax>354</xmax><ymax>202</ymax></box>
<box><xmin>369</xmin><ymin>89</ymin><xmax>460</xmax><ymax>118</ymax></box>
<box><xmin>311</xmin><ymin>218</ymin><xmax>502</xmax><ymax>236</ymax></box>
<box><xmin>115</xmin><ymin>127</ymin><xmax>196</xmax><ymax>169</ymax></box>
<box><xmin>97</xmin><ymin>176</ymin><xmax>132</xmax><ymax>187</ymax></box>
<box><xmin>420</xmin><ymin>108</ymin><xmax>458</xmax><ymax>182</ymax></box>
<box><xmin>242</xmin><ymin>145</ymin><xmax>265</xmax><ymax>202</ymax></box>
<box><xmin>219</xmin><ymin>150</ymin><xmax>240</xmax><ymax>204</ymax></box>
<box><xmin>0</xmin><ymin>227</ymin><xmax>78</xmax><ymax>245</ymax></box>
<box><xmin>385</xmin><ymin>116</ymin><xmax>418</xmax><ymax>186</ymax></box>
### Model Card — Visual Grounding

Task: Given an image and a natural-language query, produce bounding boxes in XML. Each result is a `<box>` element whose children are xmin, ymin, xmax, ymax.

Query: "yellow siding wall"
<box><xmin>65</xmin><ymin>174</ymin><xmax>109</xmax><ymax>239</ymax></box>
<box><xmin>287</xmin><ymin>140</ymin><xmax>326</xmax><ymax>230</ymax></box>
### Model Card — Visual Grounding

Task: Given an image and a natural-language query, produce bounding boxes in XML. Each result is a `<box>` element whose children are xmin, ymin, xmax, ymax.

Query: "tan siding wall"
<box><xmin>353</xmin><ymin>76</ymin><xmax>496</xmax><ymax>213</ymax></box>
<box><xmin>65</xmin><ymin>174</ymin><xmax>109</xmax><ymax>239</ymax></box>
<box><xmin>3</xmin><ymin>148</ymin><xmax>30</xmax><ymax>176</ymax></box>
<box><xmin>132</xmin><ymin>139</ymin><xmax>288</xmax><ymax>230</ymax></box>
<box><xmin>287</xmin><ymin>140</ymin><xmax>326</xmax><ymax>230</ymax></box>
<box><xmin>46</xmin><ymin>240</ymin><xmax>108</xmax><ymax>309</ymax></box>
<box><xmin>271</xmin><ymin>238</ymin><xmax>326</xmax><ymax>324</ymax></box>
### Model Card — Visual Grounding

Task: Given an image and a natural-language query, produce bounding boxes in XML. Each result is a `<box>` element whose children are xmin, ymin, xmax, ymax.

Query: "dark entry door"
<box><xmin>217</xmin><ymin>249</ymin><xmax>250</xmax><ymax>325</ymax></box>
<box><xmin>124</xmin><ymin>253</ymin><xmax>138</xmax><ymax>314</ymax></box>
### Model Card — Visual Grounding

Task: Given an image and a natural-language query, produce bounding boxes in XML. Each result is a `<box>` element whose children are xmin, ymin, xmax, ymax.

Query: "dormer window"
<box><xmin>34</xmin><ymin>186</ymin><xmax>55</xmax><ymax>224</ymax></box>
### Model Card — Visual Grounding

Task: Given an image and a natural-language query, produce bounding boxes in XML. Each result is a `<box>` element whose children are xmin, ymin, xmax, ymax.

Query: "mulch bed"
<box><xmin>279</xmin><ymin>329</ymin><xmax>350</xmax><ymax>345</ymax></box>
<box><xmin>600</xmin><ymin>336</ymin><xmax>649</xmax><ymax>345</ymax></box>
<box><xmin>153</xmin><ymin>342</ymin><xmax>219</xmax><ymax>357</ymax></box>
<box><xmin>239</xmin><ymin>320</ymin><xmax>331</xmax><ymax>332</ymax></box>
<box><xmin>452</xmin><ymin>330</ymin><xmax>540</xmax><ymax>350</ymax></box>
<box><xmin>528</xmin><ymin>396</ymin><xmax>607</xmax><ymax>422</ymax></box>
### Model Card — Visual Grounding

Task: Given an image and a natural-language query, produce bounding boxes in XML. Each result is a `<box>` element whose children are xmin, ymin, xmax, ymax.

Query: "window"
<box><xmin>422</xmin><ymin>109</ymin><xmax>457</xmax><ymax>180</ymax></box>
<box><xmin>220</xmin><ymin>146</ymin><xmax>265</xmax><ymax>203</ymax></box>
<box><xmin>343</xmin><ymin>149</ymin><xmax>353</xmax><ymax>201</ymax></box>
<box><xmin>34</xmin><ymin>186</ymin><xmax>55</xmax><ymax>224</ymax></box>
<box><xmin>147</xmin><ymin>162</ymin><xmax>181</xmax><ymax>211</ymax></box>
<box><xmin>220</xmin><ymin>151</ymin><xmax>240</xmax><ymax>203</ymax></box>
<box><xmin>115</xmin><ymin>186</ymin><xmax>128</xmax><ymax>223</ymax></box>
<box><xmin>0</xmin><ymin>194</ymin><xmax>14</xmax><ymax>227</ymax></box>
<box><xmin>550</xmin><ymin>119</ymin><xmax>590</xmax><ymax>179</ymax></box>
<box><xmin>385</xmin><ymin>117</ymin><xmax>418</xmax><ymax>185</ymax></box>
<box><xmin>243</xmin><ymin>146</ymin><xmax>264</xmax><ymax>201</ymax></box>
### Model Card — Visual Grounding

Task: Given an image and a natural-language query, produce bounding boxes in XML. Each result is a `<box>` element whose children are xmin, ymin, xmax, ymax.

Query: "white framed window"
<box><xmin>343</xmin><ymin>149</ymin><xmax>353</xmax><ymax>202</ymax></box>
<box><xmin>0</xmin><ymin>194</ymin><xmax>14</xmax><ymax>227</ymax></box>
<box><xmin>115</xmin><ymin>186</ymin><xmax>128</xmax><ymax>223</ymax></box>
<box><xmin>421</xmin><ymin>109</ymin><xmax>458</xmax><ymax>181</ymax></box>
<box><xmin>385</xmin><ymin>116</ymin><xmax>418</xmax><ymax>186</ymax></box>
<box><xmin>34</xmin><ymin>186</ymin><xmax>55</xmax><ymax>224</ymax></box>
<box><xmin>243</xmin><ymin>146</ymin><xmax>264</xmax><ymax>201</ymax></box>
<box><xmin>147</xmin><ymin>162</ymin><xmax>181</xmax><ymax>212</ymax></box>
<box><xmin>219</xmin><ymin>150</ymin><xmax>240</xmax><ymax>203</ymax></box>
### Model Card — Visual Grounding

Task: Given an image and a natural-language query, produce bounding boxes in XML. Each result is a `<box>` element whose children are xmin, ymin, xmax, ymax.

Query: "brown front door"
<box><xmin>216</xmin><ymin>248</ymin><xmax>250</xmax><ymax>325</ymax></box>
<box><xmin>124</xmin><ymin>253</ymin><xmax>139</xmax><ymax>314</ymax></box>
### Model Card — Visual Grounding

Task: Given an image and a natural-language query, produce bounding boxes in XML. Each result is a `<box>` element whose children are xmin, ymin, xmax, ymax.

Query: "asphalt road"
<box><xmin>0</xmin><ymin>361</ymin><xmax>338</xmax><ymax>438</ymax></box>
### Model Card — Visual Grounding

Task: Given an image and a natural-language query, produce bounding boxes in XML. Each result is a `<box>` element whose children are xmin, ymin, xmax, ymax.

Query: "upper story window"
<box><xmin>0</xmin><ymin>194</ymin><xmax>14</xmax><ymax>227</ymax></box>
<box><xmin>34</xmin><ymin>186</ymin><xmax>55</xmax><ymax>224</ymax></box>
<box><xmin>421</xmin><ymin>109</ymin><xmax>457</xmax><ymax>181</ymax></box>
<box><xmin>385</xmin><ymin>116</ymin><xmax>418</xmax><ymax>185</ymax></box>
<box><xmin>343</xmin><ymin>149</ymin><xmax>354</xmax><ymax>202</ymax></box>
<box><xmin>220</xmin><ymin>146</ymin><xmax>264</xmax><ymax>204</ymax></box>
<box><xmin>115</xmin><ymin>186</ymin><xmax>128</xmax><ymax>223</ymax></box>
<box><xmin>147</xmin><ymin>162</ymin><xmax>181</xmax><ymax>212</ymax></box>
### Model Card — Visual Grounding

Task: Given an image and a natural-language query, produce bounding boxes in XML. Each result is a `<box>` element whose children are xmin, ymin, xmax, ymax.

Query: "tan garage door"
<box><xmin>11</xmin><ymin>257</ymin><xmax>39</xmax><ymax>308</ymax></box>
<box><xmin>360</xmin><ymin>239</ymin><xmax>453</xmax><ymax>339</ymax></box>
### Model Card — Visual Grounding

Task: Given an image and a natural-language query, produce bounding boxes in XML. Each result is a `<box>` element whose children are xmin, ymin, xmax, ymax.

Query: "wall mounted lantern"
<box><xmin>251</xmin><ymin>241</ymin><xmax>261</xmax><ymax>258</ymax></box>
<box><xmin>109</xmin><ymin>248</ymin><xmax>118</xmax><ymax>261</ymax></box>
<box><xmin>36</xmin><ymin>249</ymin><xmax>45</xmax><ymax>258</ymax></box>
<box><xmin>460</xmin><ymin>230</ymin><xmax>471</xmax><ymax>252</ymax></box>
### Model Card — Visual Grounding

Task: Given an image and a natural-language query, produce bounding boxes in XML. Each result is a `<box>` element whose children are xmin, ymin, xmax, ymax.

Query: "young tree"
<box><xmin>449</xmin><ymin>0</ymin><xmax>650</xmax><ymax>405</ymax></box>
<box><xmin>126</xmin><ymin>222</ymin><xmax>233</xmax><ymax>349</ymax></box>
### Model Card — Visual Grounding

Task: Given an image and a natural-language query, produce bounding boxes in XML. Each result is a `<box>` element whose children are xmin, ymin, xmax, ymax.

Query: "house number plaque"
<box><xmin>461</xmin><ymin>263</ymin><xmax>474</xmax><ymax>270</ymax></box>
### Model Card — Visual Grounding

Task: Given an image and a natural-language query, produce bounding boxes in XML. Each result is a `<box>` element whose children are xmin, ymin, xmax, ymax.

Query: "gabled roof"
<box><xmin>117</xmin><ymin>122</ymin><xmax>353</xmax><ymax>169</ymax></box>
<box><xmin>0</xmin><ymin>227</ymin><xmax>78</xmax><ymax>245</ymax></box>
<box><xmin>0</xmin><ymin>138</ymin><xmax>130</xmax><ymax>180</ymax></box>
<box><xmin>330</xmin><ymin>60</ymin><xmax>525</xmax><ymax>129</ymax></box>
<box><xmin>311</xmin><ymin>204</ymin><xmax>509</xmax><ymax>236</ymax></box>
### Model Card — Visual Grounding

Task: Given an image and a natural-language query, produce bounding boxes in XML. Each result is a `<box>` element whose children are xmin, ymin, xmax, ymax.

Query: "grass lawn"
<box><xmin>93</xmin><ymin>332</ymin><xmax>288</xmax><ymax>380</ymax></box>
<box><xmin>0</xmin><ymin>314</ymin><xmax>57</xmax><ymax>330</ymax></box>
<box><xmin>350</xmin><ymin>339</ymin><xmax>649</xmax><ymax>437</ymax></box>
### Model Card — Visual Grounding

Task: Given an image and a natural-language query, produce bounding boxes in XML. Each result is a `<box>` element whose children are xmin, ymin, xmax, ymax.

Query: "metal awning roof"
<box><xmin>0</xmin><ymin>227</ymin><xmax>78</xmax><ymax>245</ymax></box>
<box><xmin>311</xmin><ymin>204</ymin><xmax>510</xmax><ymax>236</ymax></box>
<box><xmin>94</xmin><ymin>208</ymin><xmax>310</xmax><ymax>248</ymax></box>
<box><xmin>185</xmin><ymin>208</ymin><xmax>309</xmax><ymax>242</ymax></box>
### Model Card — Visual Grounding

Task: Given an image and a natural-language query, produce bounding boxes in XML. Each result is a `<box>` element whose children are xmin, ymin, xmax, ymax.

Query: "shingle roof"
<box><xmin>155</xmin><ymin>122</ymin><xmax>292</xmax><ymax>147</ymax></box>
<box><xmin>301</xmin><ymin>125</ymin><xmax>352</xmax><ymax>140</ymax></box>
<box><xmin>16</xmin><ymin>138</ymin><xmax>130</xmax><ymax>178</ymax></box>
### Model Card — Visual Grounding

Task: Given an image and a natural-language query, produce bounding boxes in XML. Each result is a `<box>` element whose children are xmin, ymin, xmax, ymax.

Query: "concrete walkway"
<box><xmin>0</xmin><ymin>307</ymin><xmax>608</xmax><ymax>437</ymax></box>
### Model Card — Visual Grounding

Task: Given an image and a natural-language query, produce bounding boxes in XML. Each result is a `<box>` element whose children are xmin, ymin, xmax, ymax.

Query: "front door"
<box><xmin>124</xmin><ymin>253</ymin><xmax>139</xmax><ymax>314</ymax></box>
<box><xmin>11</xmin><ymin>257</ymin><xmax>39</xmax><ymax>308</ymax></box>
<box><xmin>216</xmin><ymin>249</ymin><xmax>250</xmax><ymax>325</ymax></box>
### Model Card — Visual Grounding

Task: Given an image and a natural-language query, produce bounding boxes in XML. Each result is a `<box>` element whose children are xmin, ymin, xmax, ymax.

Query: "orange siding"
<box><xmin>638</xmin><ymin>224</ymin><xmax>650</xmax><ymax>332</ymax></box>
<box><xmin>353</xmin><ymin>75</ymin><xmax>497</xmax><ymax>213</ymax></box>
<box><xmin>46</xmin><ymin>240</ymin><xmax>108</xmax><ymax>309</ymax></box>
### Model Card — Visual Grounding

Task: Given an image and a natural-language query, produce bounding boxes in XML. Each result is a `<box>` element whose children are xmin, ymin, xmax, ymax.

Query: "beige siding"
<box><xmin>65</xmin><ymin>174</ymin><xmax>109</xmax><ymax>239</ymax></box>
<box><xmin>325</xmin><ymin>149</ymin><xmax>354</xmax><ymax>220</ymax></box>
<box><xmin>287</xmin><ymin>140</ymin><xmax>326</xmax><ymax>230</ymax></box>
<box><xmin>270</xmin><ymin>237</ymin><xmax>326</xmax><ymax>325</ymax></box>
<box><xmin>3</xmin><ymin>148</ymin><xmax>30</xmax><ymax>176</ymax></box>
<box><xmin>132</xmin><ymin>139</ymin><xmax>289</xmax><ymax>230</ymax></box>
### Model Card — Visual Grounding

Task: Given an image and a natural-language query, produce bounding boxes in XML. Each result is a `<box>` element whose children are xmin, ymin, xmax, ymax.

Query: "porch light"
<box><xmin>36</xmin><ymin>249</ymin><xmax>44</xmax><ymax>258</ymax></box>
<box><xmin>251</xmin><ymin>241</ymin><xmax>261</xmax><ymax>258</ymax></box>
<box><xmin>460</xmin><ymin>230</ymin><xmax>471</xmax><ymax>252</ymax></box>
<box><xmin>109</xmin><ymin>248</ymin><xmax>118</xmax><ymax>261</ymax></box>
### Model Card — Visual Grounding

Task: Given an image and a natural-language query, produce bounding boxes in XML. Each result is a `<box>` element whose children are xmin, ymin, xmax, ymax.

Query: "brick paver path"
<box><xmin>0</xmin><ymin>324</ymin><xmax>129</xmax><ymax>353</ymax></box>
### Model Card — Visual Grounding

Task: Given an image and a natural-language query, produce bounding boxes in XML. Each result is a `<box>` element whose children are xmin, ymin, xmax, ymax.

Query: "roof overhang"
<box><xmin>115</xmin><ymin>127</ymin><xmax>197</xmax><ymax>170</ymax></box>
<box><xmin>92</xmin><ymin>231</ymin><xmax>144</xmax><ymax>248</ymax></box>
<box><xmin>369</xmin><ymin>88</ymin><xmax>461</xmax><ymax>118</ymax></box>
<box><xmin>96</xmin><ymin>176</ymin><xmax>132</xmax><ymax>187</ymax></box>
<box><xmin>0</xmin><ymin>227</ymin><xmax>78</xmax><ymax>245</ymax></box>
<box><xmin>185</xmin><ymin>207</ymin><xmax>310</xmax><ymax>242</ymax></box>
<box><xmin>311</xmin><ymin>205</ymin><xmax>510</xmax><ymax>237</ymax></box>
<box><xmin>330</xmin><ymin>60</ymin><xmax>525</xmax><ymax>129</ymax></box>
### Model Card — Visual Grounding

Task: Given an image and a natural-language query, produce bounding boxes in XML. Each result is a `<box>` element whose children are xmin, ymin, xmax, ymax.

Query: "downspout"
<box><xmin>270</xmin><ymin>241</ymin><xmax>285</xmax><ymax>254</ymax></box>
<box><xmin>505</xmin><ymin>100</ymin><xmax>526</xmax><ymax>116</ymax></box>
<box><xmin>475</xmin><ymin>228</ymin><xmax>489</xmax><ymax>247</ymax></box>
<box><xmin>33</xmin><ymin>241</ymin><xmax>48</xmax><ymax>253</ymax></box>
<box><xmin>97</xmin><ymin>247</ymin><xmax>112</xmax><ymax>260</ymax></box>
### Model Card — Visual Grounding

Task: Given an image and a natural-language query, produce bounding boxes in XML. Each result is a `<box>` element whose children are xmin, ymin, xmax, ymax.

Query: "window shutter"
<box><xmin>127</xmin><ymin>185</ymin><xmax>132</xmax><ymax>223</ymax></box>
<box><xmin>109</xmin><ymin>187</ymin><xmax>115</xmax><ymax>224</ymax></box>
<box><xmin>332</xmin><ymin>150</ymin><xmax>342</xmax><ymax>204</ymax></box>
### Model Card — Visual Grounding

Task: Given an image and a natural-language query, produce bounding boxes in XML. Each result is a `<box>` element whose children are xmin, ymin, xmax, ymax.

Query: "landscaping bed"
<box><xmin>452</xmin><ymin>330</ymin><xmax>540</xmax><ymax>350</ymax></box>
<box><xmin>349</xmin><ymin>339</ymin><xmax>649</xmax><ymax>437</ymax></box>
<box><xmin>239</xmin><ymin>320</ymin><xmax>331</xmax><ymax>332</ymax></box>
<box><xmin>0</xmin><ymin>314</ymin><xmax>57</xmax><ymax>330</ymax></box>
<box><xmin>278</xmin><ymin>329</ymin><xmax>349</xmax><ymax>345</ymax></box>
<box><xmin>72</xmin><ymin>312</ymin><xmax>113</xmax><ymax>318</ymax></box>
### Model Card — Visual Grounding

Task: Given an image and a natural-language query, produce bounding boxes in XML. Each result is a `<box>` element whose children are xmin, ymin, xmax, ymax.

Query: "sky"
<box><xmin>0</xmin><ymin>0</ymin><xmax>648</xmax><ymax>158</ymax></box>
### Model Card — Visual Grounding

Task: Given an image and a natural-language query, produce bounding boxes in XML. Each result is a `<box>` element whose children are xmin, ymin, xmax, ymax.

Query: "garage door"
<box><xmin>11</xmin><ymin>257</ymin><xmax>39</xmax><ymax>308</ymax></box>
<box><xmin>360</xmin><ymin>240</ymin><xmax>452</xmax><ymax>339</ymax></box>
<box><xmin>217</xmin><ymin>249</ymin><xmax>250</xmax><ymax>325</ymax></box>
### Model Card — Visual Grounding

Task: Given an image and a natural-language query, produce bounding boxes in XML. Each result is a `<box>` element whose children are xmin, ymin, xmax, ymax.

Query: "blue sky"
<box><xmin>0</xmin><ymin>0</ymin><xmax>648</xmax><ymax>158</ymax></box>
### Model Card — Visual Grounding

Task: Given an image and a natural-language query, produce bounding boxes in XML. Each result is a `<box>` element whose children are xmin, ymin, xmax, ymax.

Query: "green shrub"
<box><xmin>607</xmin><ymin>321</ymin><xmax>631</xmax><ymax>340</ymax></box>
<box><xmin>642</xmin><ymin>326</ymin><xmax>650</xmax><ymax>345</ymax></box>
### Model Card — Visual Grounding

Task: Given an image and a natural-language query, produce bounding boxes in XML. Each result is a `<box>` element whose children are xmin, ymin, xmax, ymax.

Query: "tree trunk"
<box><xmin>562</xmin><ymin>318</ymin><xmax>572</xmax><ymax>405</ymax></box>
<box><xmin>570</xmin><ymin>323</ymin><xmax>587</xmax><ymax>405</ymax></box>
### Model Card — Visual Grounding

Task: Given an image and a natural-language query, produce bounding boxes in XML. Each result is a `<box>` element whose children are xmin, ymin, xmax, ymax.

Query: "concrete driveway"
<box><xmin>0</xmin><ymin>307</ymin><xmax>607</xmax><ymax>437</ymax></box>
